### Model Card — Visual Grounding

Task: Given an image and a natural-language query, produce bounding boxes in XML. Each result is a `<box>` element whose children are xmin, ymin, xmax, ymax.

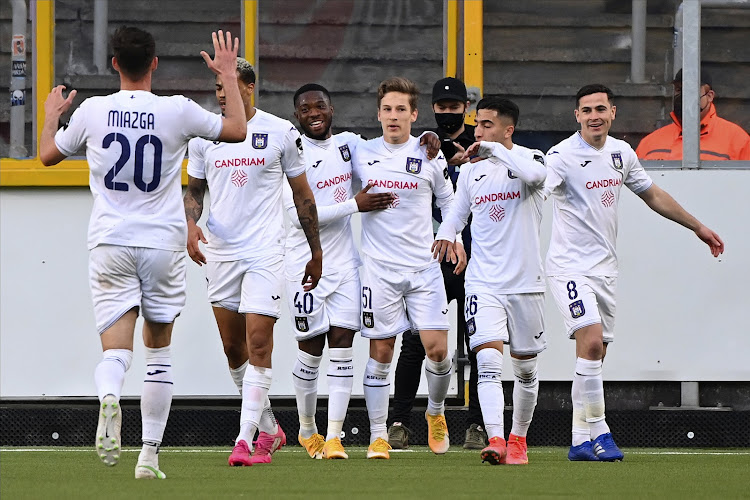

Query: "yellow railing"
<box><xmin>1</xmin><ymin>0</ymin><xmax>480</xmax><ymax>186</ymax></box>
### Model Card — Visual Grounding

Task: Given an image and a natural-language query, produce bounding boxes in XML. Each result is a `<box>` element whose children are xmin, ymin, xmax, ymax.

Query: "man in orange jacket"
<box><xmin>636</xmin><ymin>69</ymin><xmax>750</xmax><ymax>161</ymax></box>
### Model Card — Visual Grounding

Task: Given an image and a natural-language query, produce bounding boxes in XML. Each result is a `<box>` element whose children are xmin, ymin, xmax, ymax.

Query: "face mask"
<box><xmin>435</xmin><ymin>112</ymin><xmax>465</xmax><ymax>134</ymax></box>
<box><xmin>673</xmin><ymin>92</ymin><xmax>709</xmax><ymax>122</ymax></box>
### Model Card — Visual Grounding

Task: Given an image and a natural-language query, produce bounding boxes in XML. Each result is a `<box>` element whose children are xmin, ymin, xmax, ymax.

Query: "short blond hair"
<box><xmin>377</xmin><ymin>77</ymin><xmax>419</xmax><ymax>111</ymax></box>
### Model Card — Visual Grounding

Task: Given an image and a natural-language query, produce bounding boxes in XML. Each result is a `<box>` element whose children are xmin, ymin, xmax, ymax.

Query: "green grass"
<box><xmin>2</xmin><ymin>447</ymin><xmax>749</xmax><ymax>499</ymax></box>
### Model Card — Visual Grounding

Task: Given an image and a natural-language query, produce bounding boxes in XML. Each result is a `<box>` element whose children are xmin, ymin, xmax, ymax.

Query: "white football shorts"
<box><xmin>286</xmin><ymin>267</ymin><xmax>361</xmax><ymax>341</ymax></box>
<box><xmin>464</xmin><ymin>291</ymin><xmax>546</xmax><ymax>354</ymax></box>
<box><xmin>547</xmin><ymin>275</ymin><xmax>617</xmax><ymax>342</ymax></box>
<box><xmin>206</xmin><ymin>253</ymin><xmax>284</xmax><ymax>318</ymax></box>
<box><xmin>89</xmin><ymin>244</ymin><xmax>186</xmax><ymax>335</ymax></box>
<box><xmin>359</xmin><ymin>255</ymin><xmax>450</xmax><ymax>339</ymax></box>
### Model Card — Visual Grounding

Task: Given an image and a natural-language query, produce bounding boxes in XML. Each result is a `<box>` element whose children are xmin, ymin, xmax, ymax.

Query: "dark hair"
<box><xmin>111</xmin><ymin>26</ymin><xmax>156</xmax><ymax>80</ymax></box>
<box><xmin>575</xmin><ymin>84</ymin><xmax>614</xmax><ymax>108</ymax></box>
<box><xmin>377</xmin><ymin>77</ymin><xmax>418</xmax><ymax>111</ymax></box>
<box><xmin>236</xmin><ymin>57</ymin><xmax>256</xmax><ymax>85</ymax></box>
<box><xmin>293</xmin><ymin>83</ymin><xmax>331</xmax><ymax>107</ymax></box>
<box><xmin>476</xmin><ymin>97</ymin><xmax>519</xmax><ymax>126</ymax></box>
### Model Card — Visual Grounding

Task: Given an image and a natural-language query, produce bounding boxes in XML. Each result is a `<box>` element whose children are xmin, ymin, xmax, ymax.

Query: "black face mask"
<box><xmin>673</xmin><ymin>92</ymin><xmax>709</xmax><ymax>122</ymax></box>
<box><xmin>435</xmin><ymin>112</ymin><xmax>465</xmax><ymax>134</ymax></box>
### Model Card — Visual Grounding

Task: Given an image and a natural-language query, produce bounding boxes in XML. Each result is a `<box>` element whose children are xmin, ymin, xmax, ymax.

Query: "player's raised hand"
<box><xmin>695</xmin><ymin>225</ymin><xmax>725</xmax><ymax>258</ymax></box>
<box><xmin>186</xmin><ymin>221</ymin><xmax>208</xmax><ymax>266</ymax></box>
<box><xmin>431</xmin><ymin>239</ymin><xmax>454</xmax><ymax>262</ymax></box>
<box><xmin>448</xmin><ymin>142</ymin><xmax>468</xmax><ymax>166</ymax></box>
<box><xmin>419</xmin><ymin>132</ymin><xmax>442</xmax><ymax>159</ymax></box>
<box><xmin>200</xmin><ymin>30</ymin><xmax>240</xmax><ymax>77</ymax></box>
<box><xmin>462</xmin><ymin>141</ymin><xmax>490</xmax><ymax>163</ymax></box>
<box><xmin>302</xmin><ymin>254</ymin><xmax>322</xmax><ymax>292</ymax></box>
<box><xmin>355</xmin><ymin>183</ymin><xmax>394</xmax><ymax>212</ymax></box>
<box><xmin>44</xmin><ymin>85</ymin><xmax>77</xmax><ymax>119</ymax></box>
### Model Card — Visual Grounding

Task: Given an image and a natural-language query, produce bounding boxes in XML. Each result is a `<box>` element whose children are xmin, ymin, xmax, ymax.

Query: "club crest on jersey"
<box><xmin>252</xmin><ymin>133</ymin><xmax>268</xmax><ymax>149</ymax></box>
<box><xmin>466</xmin><ymin>317</ymin><xmax>476</xmax><ymax>336</ymax></box>
<box><xmin>611</xmin><ymin>152</ymin><xmax>623</xmax><ymax>170</ymax></box>
<box><xmin>363</xmin><ymin>311</ymin><xmax>374</xmax><ymax>328</ymax></box>
<box><xmin>405</xmin><ymin>157</ymin><xmax>422</xmax><ymax>174</ymax></box>
<box><xmin>569</xmin><ymin>300</ymin><xmax>585</xmax><ymax>318</ymax></box>
<box><xmin>339</xmin><ymin>144</ymin><xmax>351</xmax><ymax>162</ymax></box>
<box><xmin>295</xmin><ymin>316</ymin><xmax>309</xmax><ymax>332</ymax></box>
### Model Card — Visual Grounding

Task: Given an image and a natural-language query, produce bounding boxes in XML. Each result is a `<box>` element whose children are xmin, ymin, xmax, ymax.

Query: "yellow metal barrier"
<box><xmin>462</xmin><ymin>0</ymin><xmax>483</xmax><ymax>125</ymax></box>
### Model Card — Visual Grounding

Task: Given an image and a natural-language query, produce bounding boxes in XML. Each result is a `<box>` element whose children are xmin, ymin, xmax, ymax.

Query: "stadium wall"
<box><xmin>0</xmin><ymin>169</ymin><xmax>748</xmax><ymax>399</ymax></box>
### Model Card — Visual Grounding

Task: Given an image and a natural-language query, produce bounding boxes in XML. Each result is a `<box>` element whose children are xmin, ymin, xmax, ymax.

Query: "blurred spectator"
<box><xmin>636</xmin><ymin>68</ymin><xmax>750</xmax><ymax>161</ymax></box>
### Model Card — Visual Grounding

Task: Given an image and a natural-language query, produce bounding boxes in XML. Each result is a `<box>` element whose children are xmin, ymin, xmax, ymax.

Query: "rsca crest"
<box><xmin>405</xmin><ymin>157</ymin><xmax>422</xmax><ymax>174</ymax></box>
<box><xmin>611</xmin><ymin>152</ymin><xmax>623</xmax><ymax>170</ymax></box>
<box><xmin>252</xmin><ymin>133</ymin><xmax>268</xmax><ymax>149</ymax></box>
<box><xmin>339</xmin><ymin>144</ymin><xmax>351</xmax><ymax>162</ymax></box>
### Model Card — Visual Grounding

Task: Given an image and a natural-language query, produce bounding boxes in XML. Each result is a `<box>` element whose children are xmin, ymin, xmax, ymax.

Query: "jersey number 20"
<box><xmin>103</xmin><ymin>133</ymin><xmax>163</xmax><ymax>192</ymax></box>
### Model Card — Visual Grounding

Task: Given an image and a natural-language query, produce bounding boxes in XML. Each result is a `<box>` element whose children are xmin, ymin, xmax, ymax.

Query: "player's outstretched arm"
<box><xmin>638</xmin><ymin>184</ymin><xmax>725</xmax><ymax>257</ymax></box>
<box><xmin>184</xmin><ymin>175</ymin><xmax>208</xmax><ymax>265</ymax></box>
<box><xmin>354</xmin><ymin>183</ymin><xmax>395</xmax><ymax>212</ymax></box>
<box><xmin>201</xmin><ymin>31</ymin><xmax>246</xmax><ymax>143</ymax></box>
<box><xmin>288</xmin><ymin>173</ymin><xmax>323</xmax><ymax>290</ymax></box>
<box><xmin>40</xmin><ymin>85</ymin><xmax>77</xmax><ymax>166</ymax></box>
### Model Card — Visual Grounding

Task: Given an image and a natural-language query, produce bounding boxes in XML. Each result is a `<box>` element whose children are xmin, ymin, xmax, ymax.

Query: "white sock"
<box><xmin>237</xmin><ymin>365</ymin><xmax>272</xmax><ymax>445</ymax></box>
<box><xmin>477</xmin><ymin>348</ymin><xmax>504</xmax><ymax>440</ymax></box>
<box><xmin>327</xmin><ymin>347</ymin><xmax>353</xmax><ymax>441</ymax></box>
<box><xmin>363</xmin><ymin>357</ymin><xmax>390</xmax><ymax>443</ymax></box>
<box><xmin>95</xmin><ymin>349</ymin><xmax>132</xmax><ymax>401</ymax></box>
<box><xmin>258</xmin><ymin>395</ymin><xmax>279</xmax><ymax>435</ymax></box>
<box><xmin>576</xmin><ymin>357</ymin><xmax>610</xmax><ymax>439</ymax></box>
<box><xmin>141</xmin><ymin>346</ymin><xmax>173</xmax><ymax>452</ymax></box>
<box><xmin>293</xmin><ymin>350</ymin><xmax>322</xmax><ymax>439</ymax></box>
<box><xmin>571</xmin><ymin>370</ymin><xmax>590</xmax><ymax>446</ymax></box>
<box><xmin>425</xmin><ymin>356</ymin><xmax>452</xmax><ymax>416</ymax></box>
<box><xmin>510</xmin><ymin>357</ymin><xmax>539</xmax><ymax>438</ymax></box>
<box><xmin>229</xmin><ymin>361</ymin><xmax>248</xmax><ymax>395</ymax></box>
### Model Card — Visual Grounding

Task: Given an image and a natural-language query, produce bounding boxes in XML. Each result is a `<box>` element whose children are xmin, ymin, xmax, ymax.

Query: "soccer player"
<box><xmin>389</xmin><ymin>77</ymin><xmax>485</xmax><ymax>451</ymax></box>
<box><xmin>352</xmin><ymin>77</ymin><xmax>459</xmax><ymax>459</ymax></box>
<box><xmin>545</xmin><ymin>84</ymin><xmax>724</xmax><ymax>462</ymax></box>
<box><xmin>39</xmin><ymin>27</ymin><xmax>248</xmax><ymax>479</ymax></box>
<box><xmin>285</xmin><ymin>83</ymin><xmax>392</xmax><ymax>460</ymax></box>
<box><xmin>183</xmin><ymin>60</ymin><xmax>322</xmax><ymax>467</ymax></box>
<box><xmin>433</xmin><ymin>97</ymin><xmax>547</xmax><ymax>465</ymax></box>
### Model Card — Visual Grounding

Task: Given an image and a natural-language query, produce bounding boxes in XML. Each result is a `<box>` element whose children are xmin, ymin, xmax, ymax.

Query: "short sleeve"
<box><xmin>178</xmin><ymin>96</ymin><xmax>223</xmax><ymax>142</ymax></box>
<box><xmin>186</xmin><ymin>138</ymin><xmax>208</xmax><ymax>180</ymax></box>
<box><xmin>54</xmin><ymin>102</ymin><xmax>88</xmax><ymax>156</ymax></box>
<box><xmin>281</xmin><ymin>125</ymin><xmax>306</xmax><ymax>178</ymax></box>
<box><xmin>624</xmin><ymin>150</ymin><xmax>653</xmax><ymax>194</ymax></box>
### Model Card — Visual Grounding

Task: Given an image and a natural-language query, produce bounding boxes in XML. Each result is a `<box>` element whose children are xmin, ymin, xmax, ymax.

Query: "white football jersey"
<box><xmin>352</xmin><ymin>136</ymin><xmax>453</xmax><ymax>271</ymax></box>
<box><xmin>544</xmin><ymin>132</ymin><xmax>653</xmax><ymax>276</ymax></box>
<box><xmin>54</xmin><ymin>90</ymin><xmax>223</xmax><ymax>251</ymax></box>
<box><xmin>283</xmin><ymin>132</ymin><xmax>362</xmax><ymax>279</ymax></box>
<box><xmin>436</xmin><ymin>141</ymin><xmax>547</xmax><ymax>293</ymax></box>
<box><xmin>187</xmin><ymin>108</ymin><xmax>306</xmax><ymax>261</ymax></box>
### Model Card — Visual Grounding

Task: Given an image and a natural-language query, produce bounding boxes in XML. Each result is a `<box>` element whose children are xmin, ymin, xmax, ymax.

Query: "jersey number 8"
<box><xmin>103</xmin><ymin>133</ymin><xmax>163</xmax><ymax>192</ymax></box>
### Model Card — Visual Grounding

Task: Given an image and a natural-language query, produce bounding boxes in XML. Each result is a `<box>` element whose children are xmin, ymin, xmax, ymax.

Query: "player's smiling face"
<box><xmin>378</xmin><ymin>91</ymin><xmax>418</xmax><ymax>144</ymax></box>
<box><xmin>295</xmin><ymin>91</ymin><xmax>333</xmax><ymax>140</ymax></box>
<box><xmin>575</xmin><ymin>92</ymin><xmax>616</xmax><ymax>147</ymax></box>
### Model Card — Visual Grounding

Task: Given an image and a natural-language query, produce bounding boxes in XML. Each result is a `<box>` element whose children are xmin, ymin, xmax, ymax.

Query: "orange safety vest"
<box><xmin>635</xmin><ymin>103</ymin><xmax>750</xmax><ymax>161</ymax></box>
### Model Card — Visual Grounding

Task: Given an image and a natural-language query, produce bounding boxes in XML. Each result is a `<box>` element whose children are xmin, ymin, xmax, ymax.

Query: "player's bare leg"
<box><xmin>133</xmin><ymin>319</ymin><xmax>174</xmax><ymax>479</ymax></box>
<box><xmin>322</xmin><ymin>327</ymin><xmax>355</xmax><ymax>459</ymax></box>
<box><xmin>229</xmin><ymin>314</ymin><xmax>279</xmax><ymax>466</ymax></box>
<box><xmin>507</xmin><ymin>353</ymin><xmax>538</xmax><ymax>465</ymax></box>
<box><xmin>365</xmin><ymin>338</ymin><xmax>395</xmax><ymax>459</ymax></box>
<box><xmin>95</xmin><ymin>308</ymin><xmax>137</xmax><ymax>468</ymax></box>
<box><xmin>475</xmin><ymin>341</ymin><xmax>507</xmax><ymax>464</ymax></box>
<box><xmin>420</xmin><ymin>330</ymin><xmax>451</xmax><ymax>454</ymax></box>
<box><xmin>570</xmin><ymin>324</ymin><xmax>622</xmax><ymax>461</ymax></box>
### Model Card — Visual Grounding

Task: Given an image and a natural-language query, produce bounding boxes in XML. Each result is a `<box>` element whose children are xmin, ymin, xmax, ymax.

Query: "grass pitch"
<box><xmin>2</xmin><ymin>446</ymin><xmax>749</xmax><ymax>499</ymax></box>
